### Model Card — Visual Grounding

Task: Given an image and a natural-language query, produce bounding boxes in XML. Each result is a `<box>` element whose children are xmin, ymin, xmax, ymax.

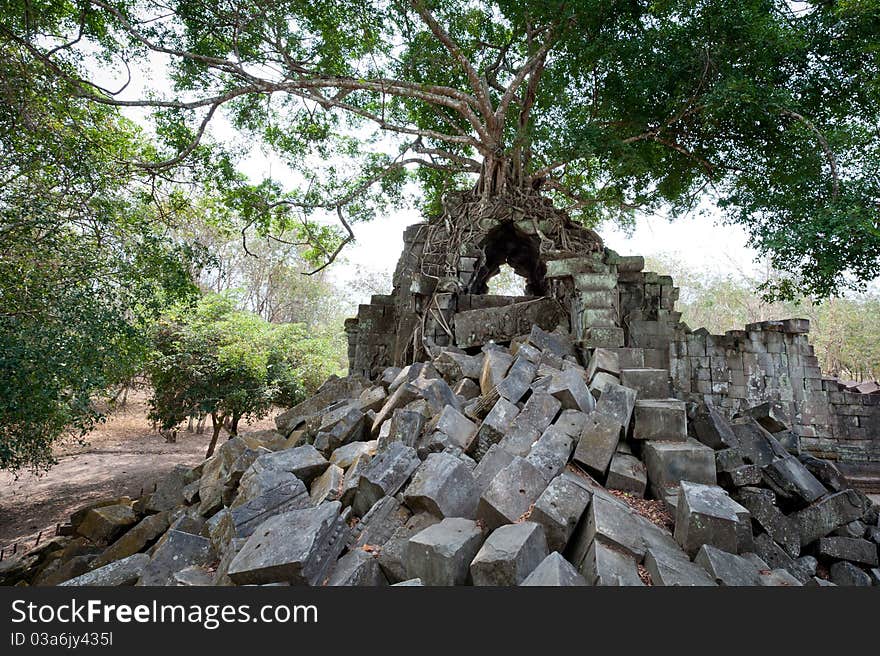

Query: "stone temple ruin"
<box><xmin>346</xmin><ymin>190</ymin><xmax>880</xmax><ymax>484</ymax></box>
<box><xmin>3</xmin><ymin>193</ymin><xmax>879</xmax><ymax>587</ymax></box>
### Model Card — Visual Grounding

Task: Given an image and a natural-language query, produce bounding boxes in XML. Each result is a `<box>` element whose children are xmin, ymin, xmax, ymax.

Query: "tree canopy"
<box><xmin>3</xmin><ymin>0</ymin><xmax>879</xmax><ymax>297</ymax></box>
<box><xmin>0</xmin><ymin>41</ymin><xmax>201</xmax><ymax>472</ymax></box>
<box><xmin>147</xmin><ymin>293</ymin><xmax>342</xmax><ymax>458</ymax></box>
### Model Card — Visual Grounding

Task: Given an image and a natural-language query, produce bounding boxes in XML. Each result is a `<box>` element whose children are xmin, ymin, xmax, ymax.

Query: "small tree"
<box><xmin>148</xmin><ymin>293</ymin><xmax>342</xmax><ymax>458</ymax></box>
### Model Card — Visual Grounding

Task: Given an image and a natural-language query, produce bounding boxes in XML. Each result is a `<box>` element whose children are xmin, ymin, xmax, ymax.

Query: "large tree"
<box><xmin>3</xmin><ymin>1</ymin><xmax>879</xmax><ymax>297</ymax></box>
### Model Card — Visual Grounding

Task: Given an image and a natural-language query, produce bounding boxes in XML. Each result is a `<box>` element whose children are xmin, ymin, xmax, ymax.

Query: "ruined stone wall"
<box><xmin>345</xmin><ymin>216</ymin><xmax>880</xmax><ymax>470</ymax></box>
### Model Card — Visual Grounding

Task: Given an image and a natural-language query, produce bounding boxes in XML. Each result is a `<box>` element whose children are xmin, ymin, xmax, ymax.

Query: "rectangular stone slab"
<box><xmin>228</xmin><ymin>503</ymin><xmax>349</xmax><ymax>586</ymax></box>
<box><xmin>454</xmin><ymin>298</ymin><xmax>569</xmax><ymax>348</ymax></box>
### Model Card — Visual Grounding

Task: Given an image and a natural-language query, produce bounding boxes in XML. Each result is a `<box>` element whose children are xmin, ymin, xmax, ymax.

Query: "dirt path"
<box><xmin>0</xmin><ymin>392</ymin><xmax>278</xmax><ymax>553</ymax></box>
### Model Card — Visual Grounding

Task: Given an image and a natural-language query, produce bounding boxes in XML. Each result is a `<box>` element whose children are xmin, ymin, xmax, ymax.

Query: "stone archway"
<box><xmin>469</xmin><ymin>222</ymin><xmax>548</xmax><ymax>296</ymax></box>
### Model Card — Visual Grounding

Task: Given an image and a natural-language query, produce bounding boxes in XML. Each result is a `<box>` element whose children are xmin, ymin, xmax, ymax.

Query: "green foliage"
<box><xmin>0</xmin><ymin>41</ymin><xmax>200</xmax><ymax>473</ymax></box>
<box><xmin>147</xmin><ymin>293</ymin><xmax>344</xmax><ymax>452</ymax></box>
<box><xmin>645</xmin><ymin>253</ymin><xmax>880</xmax><ymax>380</ymax></box>
<box><xmin>7</xmin><ymin>0</ymin><xmax>878</xmax><ymax>298</ymax></box>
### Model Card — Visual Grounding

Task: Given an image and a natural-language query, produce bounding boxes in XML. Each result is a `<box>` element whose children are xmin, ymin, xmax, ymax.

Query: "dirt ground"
<box><xmin>0</xmin><ymin>391</ymin><xmax>278</xmax><ymax>553</ymax></box>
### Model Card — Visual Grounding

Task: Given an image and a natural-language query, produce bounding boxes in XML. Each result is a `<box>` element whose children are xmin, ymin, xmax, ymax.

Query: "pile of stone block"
<box><xmin>2</xmin><ymin>324</ymin><xmax>878</xmax><ymax>588</ymax></box>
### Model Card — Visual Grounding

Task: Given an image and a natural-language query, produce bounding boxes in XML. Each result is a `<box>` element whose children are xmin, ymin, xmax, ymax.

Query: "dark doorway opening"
<box><xmin>469</xmin><ymin>222</ymin><xmax>548</xmax><ymax>296</ymax></box>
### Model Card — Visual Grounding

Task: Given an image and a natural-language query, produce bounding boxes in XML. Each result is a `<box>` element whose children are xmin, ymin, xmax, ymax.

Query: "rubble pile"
<box><xmin>3</xmin><ymin>325</ymin><xmax>878</xmax><ymax>587</ymax></box>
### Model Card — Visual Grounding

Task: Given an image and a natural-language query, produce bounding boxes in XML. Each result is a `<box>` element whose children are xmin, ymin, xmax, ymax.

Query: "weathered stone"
<box><xmin>315</xmin><ymin>407</ymin><xmax>367</xmax><ymax>455</ymax></box>
<box><xmin>387</xmin><ymin>362</ymin><xmax>440</xmax><ymax>393</ymax></box>
<box><xmin>528</xmin><ymin>325</ymin><xmax>576</xmax><ymax>359</ymax></box>
<box><xmin>339</xmin><ymin>454</ymin><xmax>372</xmax><ymax>508</ymax></box>
<box><xmin>376</xmin><ymin>512</ymin><xmax>439</xmax><ymax>583</ymax></box>
<box><xmin>472</xmin><ymin>443</ymin><xmax>516</xmax><ymax>493</ymax></box>
<box><xmin>674</xmin><ymin>481</ymin><xmax>752</xmax><ymax>557</ymax></box>
<box><xmin>817</xmin><ymin>537</ymin><xmax>878</xmax><ymax>566</ymax></box>
<box><xmin>212</xmin><ymin>476</ymin><xmax>312</xmax><ymax>548</ymax></box>
<box><xmin>643</xmin><ymin>438</ymin><xmax>716</xmax><ymax>497</ymax></box>
<box><xmin>60</xmin><ymin>553</ymin><xmax>150</xmax><ymax>587</ymax></box>
<box><xmin>644</xmin><ymin>546</ymin><xmax>716</xmax><ymax>586</ymax></box>
<box><xmin>477</xmin><ymin>457</ymin><xmax>549</xmax><ymax>530</ymax></box>
<box><xmin>310</xmin><ymin>464</ymin><xmax>345</xmax><ymax>505</ymax></box>
<box><xmin>694</xmin><ymin>544</ymin><xmax>762</xmax><ymax>586</ymax></box>
<box><xmin>456</xmin><ymin>300</ymin><xmax>568</xmax><ymax>349</ymax></box>
<box><xmin>358</xmin><ymin>386</ymin><xmax>388</xmax><ymax>414</ymax></box>
<box><xmin>470</xmin><ymin>522</ymin><xmax>549</xmax><ymax>586</ymax></box>
<box><xmin>403</xmin><ymin>452</ymin><xmax>480</xmax><ymax>519</ymax></box>
<box><xmin>792</xmin><ymin>555</ymin><xmax>818</xmax><ymax>581</ymax></box>
<box><xmin>275</xmin><ymin>375</ymin><xmax>366</xmax><ymax>435</ymax></box>
<box><xmin>753</xmin><ymin>533</ymin><xmax>798</xmax><ymax>574</ymax></box>
<box><xmin>479</xmin><ymin>349</ymin><xmax>514</xmax><ymax>395</ymax></box>
<box><xmin>429</xmin><ymin>406</ymin><xmax>478</xmax><ymax>453</ymax></box>
<box><xmin>772</xmin><ymin>429</ymin><xmax>801</xmax><ymax>456</ymax></box>
<box><xmin>530</xmin><ymin>475</ymin><xmax>592</xmax><ymax>552</ymax></box>
<box><xmin>475</xmin><ymin>397</ymin><xmax>520</xmax><ymax>447</ymax></box>
<box><xmin>434</xmin><ymin>350</ymin><xmax>484</xmax><ymax>383</ymax></box>
<box><xmin>606</xmin><ymin>452</ymin><xmax>648</xmax><ymax>497</ymax></box>
<box><xmin>762</xmin><ymin>455</ymin><xmax>827</xmax><ymax>505</ymax></box>
<box><xmin>571</xmin><ymin>491</ymin><xmax>679</xmax><ymax>562</ymax></box>
<box><xmin>715</xmin><ymin>448</ymin><xmax>745</xmax><ymax>473</ymax></box>
<box><xmin>733</xmin><ymin>487</ymin><xmax>800</xmax><ymax>558</ymax></box>
<box><xmin>452</xmin><ymin>378</ymin><xmax>481</xmax><ymax>400</ymax></box>
<box><xmin>747</xmin><ymin>401</ymin><xmax>790</xmax><ymax>433</ymax></box>
<box><xmin>589</xmin><ymin>371</ymin><xmax>620</xmax><ymax>397</ymax></box>
<box><xmin>579</xmin><ymin>540</ymin><xmax>644</xmax><ymax>586</ymax></box>
<box><xmin>553</xmin><ymin>409</ymin><xmax>589</xmax><ymax>438</ymax></box>
<box><xmin>146</xmin><ymin>465</ymin><xmax>195</xmax><ymax>513</ymax></box>
<box><xmin>730</xmin><ymin>417</ymin><xmax>787</xmax><ymax>467</ymax></box>
<box><xmin>392</xmin><ymin>578</ymin><xmax>424</xmax><ymax>586</ymax></box>
<box><xmin>137</xmin><ymin>530</ymin><xmax>215</xmax><ymax>586</ymax></box>
<box><xmin>692</xmin><ymin>404</ymin><xmax>740</xmax><ymax>450</ymax></box>
<box><xmin>76</xmin><ymin>503</ymin><xmax>137</xmax><ymax>544</ymax></box>
<box><xmin>525</xmin><ymin>425</ymin><xmax>575</xmax><ymax>483</ymax></box>
<box><xmin>172</xmin><ymin>566</ymin><xmax>214</xmax><ymax>586</ymax></box>
<box><xmin>496</xmin><ymin>356</ymin><xmax>538</xmax><ymax>403</ymax></box>
<box><xmin>247</xmin><ymin>445</ymin><xmax>330</xmax><ymax>486</ymax></box>
<box><xmin>632</xmin><ymin>399</ymin><xmax>687</xmax><ymax>442</ymax></box>
<box><xmin>378</xmin><ymin>409</ymin><xmax>425</xmax><ymax>451</ymax></box>
<box><xmin>353</xmin><ymin>442</ymin><xmax>420</xmax><ymax>517</ymax></box>
<box><xmin>351</xmin><ymin>496</ymin><xmax>410</xmax><ymax>550</ymax></box>
<box><xmin>619</xmin><ymin>369</ymin><xmax>670</xmax><ymax>400</ymax></box>
<box><xmin>234</xmin><ymin>468</ymin><xmax>304</xmax><ymax>507</ymax></box>
<box><xmin>198</xmin><ymin>438</ymin><xmax>250</xmax><ymax>515</ymax></box>
<box><xmin>834</xmin><ymin>520</ymin><xmax>867</xmax><ymax>539</ymax></box>
<box><xmin>800</xmin><ymin>455</ymin><xmax>848</xmax><ymax>493</ymax></box>
<box><xmin>830</xmin><ymin>560</ymin><xmax>872</xmax><ymax>586</ymax></box>
<box><xmin>594</xmin><ymin>383</ymin><xmax>636</xmax><ymax>428</ymax></box>
<box><xmin>719</xmin><ymin>464</ymin><xmax>762</xmax><ymax>488</ymax></box>
<box><xmin>370</xmin><ymin>382</ymin><xmax>422</xmax><ymax>436</ymax></box>
<box><xmin>405</xmin><ymin>517</ymin><xmax>484</xmax><ymax>585</ymax></box>
<box><xmin>573</xmin><ymin>411</ymin><xmax>621</xmax><ymax>475</ymax></box>
<box><xmin>228</xmin><ymin>502</ymin><xmax>349</xmax><ymax>586</ymax></box>
<box><xmin>498</xmin><ymin>391</ymin><xmax>561</xmax><ymax>456</ymax></box>
<box><xmin>759</xmin><ymin>569</ymin><xmax>803</xmax><ymax>586</ymax></box>
<box><xmin>546</xmin><ymin>368</ymin><xmax>595</xmax><ymax>413</ymax></box>
<box><xmin>806</xmin><ymin>576</ymin><xmax>837</xmax><ymax>587</ymax></box>
<box><xmin>520</xmin><ymin>552</ymin><xmax>587</xmax><ymax>586</ymax></box>
<box><xmin>32</xmin><ymin>555</ymin><xmax>95</xmax><ymax>586</ymax></box>
<box><xmin>793</xmin><ymin>490</ymin><xmax>868</xmax><ymax>547</ymax></box>
<box><xmin>327</xmin><ymin>549</ymin><xmax>387</xmax><ymax>586</ymax></box>
<box><xmin>411</xmin><ymin>376</ymin><xmax>461</xmax><ymax>414</ymax></box>
<box><xmin>586</xmin><ymin>347</ymin><xmax>620</xmax><ymax>382</ymax></box>
<box><xmin>329</xmin><ymin>440</ymin><xmax>377</xmax><ymax>469</ymax></box>
<box><xmin>93</xmin><ymin>512</ymin><xmax>170</xmax><ymax>568</ymax></box>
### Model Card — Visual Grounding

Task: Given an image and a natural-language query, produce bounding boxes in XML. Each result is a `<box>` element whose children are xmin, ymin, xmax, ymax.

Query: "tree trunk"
<box><xmin>230</xmin><ymin>411</ymin><xmax>241</xmax><ymax>436</ymax></box>
<box><xmin>205</xmin><ymin>412</ymin><xmax>222</xmax><ymax>459</ymax></box>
